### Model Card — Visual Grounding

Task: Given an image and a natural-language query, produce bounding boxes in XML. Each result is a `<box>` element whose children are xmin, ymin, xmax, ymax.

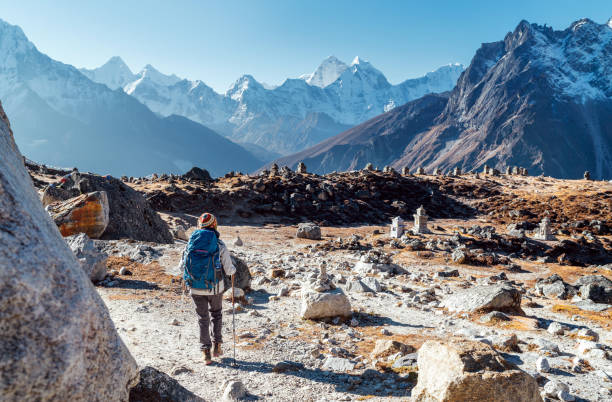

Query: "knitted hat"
<box><xmin>198</xmin><ymin>212</ymin><xmax>217</xmax><ymax>230</ymax></box>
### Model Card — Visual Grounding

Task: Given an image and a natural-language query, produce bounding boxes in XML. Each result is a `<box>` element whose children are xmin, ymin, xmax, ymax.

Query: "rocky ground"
<box><xmin>93</xmin><ymin>221</ymin><xmax>611</xmax><ymax>401</ymax></box>
<box><xmin>28</xmin><ymin>164</ymin><xmax>612</xmax><ymax>401</ymax></box>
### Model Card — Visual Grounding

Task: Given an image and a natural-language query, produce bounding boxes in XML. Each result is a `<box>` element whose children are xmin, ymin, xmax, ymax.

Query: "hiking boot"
<box><xmin>202</xmin><ymin>348</ymin><xmax>212</xmax><ymax>365</ymax></box>
<box><xmin>212</xmin><ymin>343</ymin><xmax>223</xmax><ymax>357</ymax></box>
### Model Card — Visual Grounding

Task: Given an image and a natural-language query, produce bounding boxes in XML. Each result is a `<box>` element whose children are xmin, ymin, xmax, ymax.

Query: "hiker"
<box><xmin>179</xmin><ymin>212</ymin><xmax>236</xmax><ymax>365</ymax></box>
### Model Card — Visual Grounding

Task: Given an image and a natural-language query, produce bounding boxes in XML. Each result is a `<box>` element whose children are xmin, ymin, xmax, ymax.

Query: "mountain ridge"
<box><xmin>269</xmin><ymin>18</ymin><xmax>612</xmax><ymax>179</ymax></box>
<box><xmin>0</xmin><ymin>18</ymin><xmax>261</xmax><ymax>177</ymax></box>
<box><xmin>83</xmin><ymin>55</ymin><xmax>464</xmax><ymax>155</ymax></box>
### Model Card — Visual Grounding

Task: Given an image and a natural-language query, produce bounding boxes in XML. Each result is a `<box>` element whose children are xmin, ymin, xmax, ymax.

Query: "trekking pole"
<box><xmin>231</xmin><ymin>274</ymin><xmax>237</xmax><ymax>367</ymax></box>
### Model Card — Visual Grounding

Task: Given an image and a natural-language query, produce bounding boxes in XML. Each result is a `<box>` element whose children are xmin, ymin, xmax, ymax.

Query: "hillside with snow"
<box><xmin>83</xmin><ymin>55</ymin><xmax>464</xmax><ymax>155</ymax></box>
<box><xmin>271</xmin><ymin>18</ymin><xmax>612</xmax><ymax>179</ymax></box>
<box><xmin>0</xmin><ymin>19</ymin><xmax>261</xmax><ymax>176</ymax></box>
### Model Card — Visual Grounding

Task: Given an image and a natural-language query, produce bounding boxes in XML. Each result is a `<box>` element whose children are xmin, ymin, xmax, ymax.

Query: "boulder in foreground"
<box><xmin>0</xmin><ymin>102</ymin><xmax>138</xmax><ymax>401</ymax></box>
<box><xmin>411</xmin><ymin>338</ymin><xmax>542</xmax><ymax>402</ymax></box>
<box><xmin>129</xmin><ymin>366</ymin><xmax>204</xmax><ymax>402</ymax></box>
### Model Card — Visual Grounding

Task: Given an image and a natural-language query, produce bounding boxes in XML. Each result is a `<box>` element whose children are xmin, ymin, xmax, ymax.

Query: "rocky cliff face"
<box><xmin>0</xmin><ymin>101</ymin><xmax>138</xmax><ymax>401</ymax></box>
<box><xmin>273</xmin><ymin>19</ymin><xmax>612</xmax><ymax>179</ymax></box>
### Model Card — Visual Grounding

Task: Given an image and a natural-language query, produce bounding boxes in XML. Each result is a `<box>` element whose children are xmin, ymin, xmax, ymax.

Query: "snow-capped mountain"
<box><xmin>0</xmin><ymin>18</ymin><xmax>261</xmax><ymax>176</ymax></box>
<box><xmin>270</xmin><ymin>18</ymin><xmax>612</xmax><ymax>179</ymax></box>
<box><xmin>300</xmin><ymin>55</ymin><xmax>348</xmax><ymax>87</ymax></box>
<box><xmin>84</xmin><ymin>55</ymin><xmax>463</xmax><ymax>155</ymax></box>
<box><xmin>80</xmin><ymin>56</ymin><xmax>137</xmax><ymax>90</ymax></box>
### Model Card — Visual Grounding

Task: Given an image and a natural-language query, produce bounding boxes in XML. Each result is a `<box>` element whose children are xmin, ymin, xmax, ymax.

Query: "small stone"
<box><xmin>558</xmin><ymin>390</ymin><xmax>575</xmax><ymax>401</ymax></box>
<box><xmin>547</xmin><ymin>322</ymin><xmax>565</xmax><ymax>335</ymax></box>
<box><xmin>171</xmin><ymin>365</ymin><xmax>192</xmax><ymax>375</ymax></box>
<box><xmin>234</xmin><ymin>236</ymin><xmax>243</xmax><ymax>246</ymax></box>
<box><xmin>380</xmin><ymin>328</ymin><xmax>392</xmax><ymax>336</ymax></box>
<box><xmin>350</xmin><ymin>318</ymin><xmax>359</xmax><ymax>327</ymax></box>
<box><xmin>170</xmin><ymin>319</ymin><xmax>180</xmax><ymax>326</ymax></box>
<box><xmin>119</xmin><ymin>266</ymin><xmax>131</xmax><ymax>276</ymax></box>
<box><xmin>270</xmin><ymin>268</ymin><xmax>285</xmax><ymax>278</ymax></box>
<box><xmin>577</xmin><ymin>328</ymin><xmax>599</xmax><ymax>341</ymax></box>
<box><xmin>536</xmin><ymin>356</ymin><xmax>551</xmax><ymax>373</ymax></box>
<box><xmin>544</xmin><ymin>380</ymin><xmax>569</xmax><ymax>398</ymax></box>
<box><xmin>222</xmin><ymin>380</ymin><xmax>246</xmax><ymax>401</ymax></box>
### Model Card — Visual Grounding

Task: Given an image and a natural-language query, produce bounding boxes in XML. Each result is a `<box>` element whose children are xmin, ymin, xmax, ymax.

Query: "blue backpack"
<box><xmin>183</xmin><ymin>229</ymin><xmax>222</xmax><ymax>291</ymax></box>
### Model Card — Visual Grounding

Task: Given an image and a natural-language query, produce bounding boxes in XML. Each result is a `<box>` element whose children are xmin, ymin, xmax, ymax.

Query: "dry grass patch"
<box><xmin>552</xmin><ymin>303</ymin><xmax>612</xmax><ymax>329</ymax></box>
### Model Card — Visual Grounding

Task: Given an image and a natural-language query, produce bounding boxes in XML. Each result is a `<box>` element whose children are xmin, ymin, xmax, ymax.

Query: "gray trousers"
<box><xmin>191</xmin><ymin>294</ymin><xmax>223</xmax><ymax>350</ymax></box>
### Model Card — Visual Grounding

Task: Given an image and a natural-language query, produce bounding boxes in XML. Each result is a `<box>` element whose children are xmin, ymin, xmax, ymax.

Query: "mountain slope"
<box><xmin>0</xmin><ymin>19</ymin><xmax>261</xmax><ymax>177</ymax></box>
<box><xmin>85</xmin><ymin>56</ymin><xmax>463</xmax><ymax>155</ymax></box>
<box><xmin>272</xmin><ymin>18</ymin><xmax>612</xmax><ymax>179</ymax></box>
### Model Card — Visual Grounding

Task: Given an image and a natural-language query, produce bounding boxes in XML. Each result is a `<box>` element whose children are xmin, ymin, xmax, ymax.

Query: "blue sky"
<box><xmin>1</xmin><ymin>1</ymin><xmax>611</xmax><ymax>92</ymax></box>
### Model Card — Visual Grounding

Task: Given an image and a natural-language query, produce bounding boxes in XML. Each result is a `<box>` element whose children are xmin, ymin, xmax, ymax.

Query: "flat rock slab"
<box><xmin>322</xmin><ymin>357</ymin><xmax>356</xmax><ymax>372</ymax></box>
<box><xmin>441</xmin><ymin>284</ymin><xmax>523</xmax><ymax>314</ymax></box>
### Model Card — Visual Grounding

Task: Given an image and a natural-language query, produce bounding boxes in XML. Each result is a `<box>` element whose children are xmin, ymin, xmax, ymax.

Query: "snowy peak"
<box><xmin>226</xmin><ymin>74</ymin><xmax>264</xmax><ymax>101</ymax></box>
<box><xmin>608</xmin><ymin>17</ymin><xmax>612</xmax><ymax>29</ymax></box>
<box><xmin>0</xmin><ymin>18</ymin><xmax>34</xmax><ymax>56</ymax></box>
<box><xmin>137</xmin><ymin>64</ymin><xmax>181</xmax><ymax>87</ymax></box>
<box><xmin>80</xmin><ymin>56</ymin><xmax>136</xmax><ymax>90</ymax></box>
<box><xmin>305</xmin><ymin>56</ymin><xmax>348</xmax><ymax>88</ymax></box>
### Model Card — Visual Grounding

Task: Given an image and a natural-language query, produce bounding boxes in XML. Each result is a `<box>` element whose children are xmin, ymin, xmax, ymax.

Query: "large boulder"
<box><xmin>0</xmin><ymin>102</ymin><xmax>138</xmax><ymax>401</ymax></box>
<box><xmin>48</xmin><ymin>191</ymin><xmax>110</xmax><ymax>238</ymax></box>
<box><xmin>411</xmin><ymin>338</ymin><xmax>542</xmax><ymax>402</ymax></box>
<box><xmin>296</xmin><ymin>222</ymin><xmax>322</xmax><ymax>240</ymax></box>
<box><xmin>575</xmin><ymin>275</ymin><xmax>612</xmax><ymax>304</ymax></box>
<box><xmin>535</xmin><ymin>274</ymin><xmax>574</xmax><ymax>299</ymax></box>
<box><xmin>129</xmin><ymin>366</ymin><xmax>204</xmax><ymax>402</ymax></box>
<box><xmin>441</xmin><ymin>284</ymin><xmax>523</xmax><ymax>314</ymax></box>
<box><xmin>65</xmin><ymin>233</ymin><xmax>108</xmax><ymax>283</ymax></box>
<box><xmin>300</xmin><ymin>288</ymin><xmax>352</xmax><ymax>320</ymax></box>
<box><xmin>42</xmin><ymin>170</ymin><xmax>172</xmax><ymax>243</ymax></box>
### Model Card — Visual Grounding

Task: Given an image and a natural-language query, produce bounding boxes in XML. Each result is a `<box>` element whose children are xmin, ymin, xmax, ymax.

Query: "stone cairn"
<box><xmin>401</xmin><ymin>166</ymin><xmax>410</xmax><ymax>175</ymax></box>
<box><xmin>297</xmin><ymin>162</ymin><xmax>307</xmax><ymax>174</ymax></box>
<box><xmin>364</xmin><ymin>163</ymin><xmax>374</xmax><ymax>171</ymax></box>
<box><xmin>512</xmin><ymin>166</ymin><xmax>520</xmax><ymax>175</ymax></box>
<box><xmin>584</xmin><ymin>171</ymin><xmax>591</xmax><ymax>180</ymax></box>
<box><xmin>411</xmin><ymin>205</ymin><xmax>430</xmax><ymax>234</ymax></box>
<box><xmin>453</xmin><ymin>167</ymin><xmax>462</xmax><ymax>176</ymax></box>
<box><xmin>311</xmin><ymin>261</ymin><xmax>335</xmax><ymax>292</ymax></box>
<box><xmin>433</xmin><ymin>167</ymin><xmax>441</xmax><ymax>175</ymax></box>
<box><xmin>415</xmin><ymin>167</ymin><xmax>425</xmax><ymax>175</ymax></box>
<box><xmin>383</xmin><ymin>165</ymin><xmax>395</xmax><ymax>174</ymax></box>
<box><xmin>520</xmin><ymin>167</ymin><xmax>528</xmax><ymax>176</ymax></box>
<box><xmin>389</xmin><ymin>216</ymin><xmax>405</xmax><ymax>238</ymax></box>
<box><xmin>270</xmin><ymin>163</ymin><xmax>279</xmax><ymax>177</ymax></box>
<box><xmin>505</xmin><ymin>166</ymin><xmax>512</xmax><ymax>175</ymax></box>
<box><xmin>483</xmin><ymin>165</ymin><xmax>490</xmax><ymax>175</ymax></box>
<box><xmin>534</xmin><ymin>217</ymin><xmax>556</xmax><ymax>241</ymax></box>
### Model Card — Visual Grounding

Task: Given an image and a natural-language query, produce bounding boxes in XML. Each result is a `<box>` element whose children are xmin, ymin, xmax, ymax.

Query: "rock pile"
<box><xmin>37</xmin><ymin>166</ymin><xmax>173</xmax><ymax>243</ymax></box>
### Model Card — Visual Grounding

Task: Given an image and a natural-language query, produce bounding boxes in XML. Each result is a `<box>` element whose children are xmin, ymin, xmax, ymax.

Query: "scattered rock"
<box><xmin>182</xmin><ymin>166</ymin><xmax>213</xmax><ymax>182</ymax></box>
<box><xmin>300</xmin><ymin>288</ymin><xmax>352</xmax><ymax>320</ymax></box>
<box><xmin>322</xmin><ymin>356</ymin><xmax>355</xmax><ymax>372</ymax></box>
<box><xmin>536</xmin><ymin>356</ymin><xmax>551</xmax><ymax>373</ymax></box>
<box><xmin>222</xmin><ymin>379</ymin><xmax>246</xmax><ymax>402</ymax></box>
<box><xmin>234</xmin><ymin>236</ymin><xmax>243</xmax><ymax>246</ymax></box>
<box><xmin>65</xmin><ymin>233</ymin><xmax>109</xmax><ymax>283</ymax></box>
<box><xmin>371</xmin><ymin>339</ymin><xmax>415</xmax><ymax>359</ymax></box>
<box><xmin>441</xmin><ymin>284</ymin><xmax>523</xmax><ymax>314</ymax></box>
<box><xmin>296</xmin><ymin>222</ymin><xmax>322</xmax><ymax>240</ymax></box>
<box><xmin>547</xmin><ymin>322</ymin><xmax>565</xmax><ymax>335</ymax></box>
<box><xmin>119</xmin><ymin>266</ymin><xmax>132</xmax><ymax>276</ymax></box>
<box><xmin>480</xmin><ymin>311</ymin><xmax>510</xmax><ymax>323</ymax></box>
<box><xmin>411</xmin><ymin>338</ymin><xmax>542</xmax><ymax>402</ymax></box>
<box><xmin>130</xmin><ymin>366</ymin><xmax>203</xmax><ymax>401</ymax></box>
